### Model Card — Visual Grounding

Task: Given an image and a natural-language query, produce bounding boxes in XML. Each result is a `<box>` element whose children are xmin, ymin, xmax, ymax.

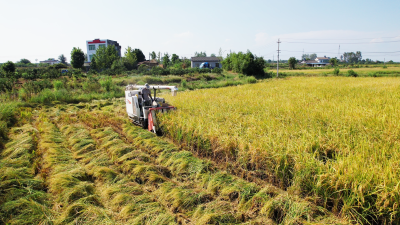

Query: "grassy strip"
<box><xmin>37</xmin><ymin>121</ymin><xmax>114</xmax><ymax>224</ymax></box>
<box><xmin>0</xmin><ymin>124</ymin><xmax>53</xmax><ymax>225</ymax></box>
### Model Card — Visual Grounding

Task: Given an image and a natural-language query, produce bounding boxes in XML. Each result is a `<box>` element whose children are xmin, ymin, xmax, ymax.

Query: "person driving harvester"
<box><xmin>141</xmin><ymin>83</ymin><xmax>153</xmax><ymax>106</ymax></box>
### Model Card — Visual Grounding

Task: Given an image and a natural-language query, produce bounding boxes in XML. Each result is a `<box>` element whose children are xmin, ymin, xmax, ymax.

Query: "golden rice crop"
<box><xmin>160</xmin><ymin>76</ymin><xmax>400</xmax><ymax>224</ymax></box>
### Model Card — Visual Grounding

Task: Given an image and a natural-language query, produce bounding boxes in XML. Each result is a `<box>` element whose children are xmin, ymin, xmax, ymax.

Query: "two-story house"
<box><xmin>86</xmin><ymin>39</ymin><xmax>121</xmax><ymax>62</ymax></box>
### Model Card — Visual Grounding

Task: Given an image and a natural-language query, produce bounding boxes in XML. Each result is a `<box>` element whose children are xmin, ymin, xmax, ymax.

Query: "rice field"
<box><xmin>0</xmin><ymin>98</ymin><xmax>346</xmax><ymax>224</ymax></box>
<box><xmin>159</xmin><ymin>76</ymin><xmax>400</xmax><ymax>224</ymax></box>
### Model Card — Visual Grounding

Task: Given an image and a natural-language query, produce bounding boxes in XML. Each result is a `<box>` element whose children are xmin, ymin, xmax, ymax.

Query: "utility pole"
<box><xmin>277</xmin><ymin>39</ymin><xmax>281</xmax><ymax>78</ymax></box>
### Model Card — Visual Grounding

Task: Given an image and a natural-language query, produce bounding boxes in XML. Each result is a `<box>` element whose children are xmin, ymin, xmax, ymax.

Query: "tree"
<box><xmin>134</xmin><ymin>49</ymin><xmax>146</xmax><ymax>62</ymax></box>
<box><xmin>182</xmin><ymin>58</ymin><xmax>191</xmax><ymax>69</ymax></box>
<box><xmin>70</xmin><ymin>47</ymin><xmax>85</xmax><ymax>69</ymax></box>
<box><xmin>210</xmin><ymin>53</ymin><xmax>216</xmax><ymax>57</ymax></box>
<box><xmin>162</xmin><ymin>53</ymin><xmax>170</xmax><ymax>68</ymax></box>
<box><xmin>19</xmin><ymin>58</ymin><xmax>31</xmax><ymax>64</ymax></box>
<box><xmin>171</xmin><ymin>54</ymin><xmax>179</xmax><ymax>65</ymax></box>
<box><xmin>151</xmin><ymin>51</ymin><xmax>156</xmax><ymax>60</ymax></box>
<box><xmin>343</xmin><ymin>52</ymin><xmax>362</xmax><ymax>63</ymax></box>
<box><xmin>157</xmin><ymin>52</ymin><xmax>161</xmax><ymax>62</ymax></box>
<box><xmin>329</xmin><ymin>58</ymin><xmax>338</xmax><ymax>66</ymax></box>
<box><xmin>222</xmin><ymin>50</ymin><xmax>265</xmax><ymax>76</ymax></box>
<box><xmin>58</xmin><ymin>54</ymin><xmax>67</xmax><ymax>64</ymax></box>
<box><xmin>123</xmin><ymin>47</ymin><xmax>138</xmax><ymax>70</ymax></box>
<box><xmin>1</xmin><ymin>61</ymin><xmax>16</xmax><ymax>73</ymax></box>
<box><xmin>194</xmin><ymin>51</ymin><xmax>207</xmax><ymax>57</ymax></box>
<box><xmin>309</xmin><ymin>53</ymin><xmax>317</xmax><ymax>60</ymax></box>
<box><xmin>92</xmin><ymin>45</ymin><xmax>119</xmax><ymax>70</ymax></box>
<box><xmin>288</xmin><ymin>57</ymin><xmax>297</xmax><ymax>69</ymax></box>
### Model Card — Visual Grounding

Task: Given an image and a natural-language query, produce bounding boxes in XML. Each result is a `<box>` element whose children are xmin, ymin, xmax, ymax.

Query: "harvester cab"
<box><xmin>125</xmin><ymin>84</ymin><xmax>177</xmax><ymax>135</ymax></box>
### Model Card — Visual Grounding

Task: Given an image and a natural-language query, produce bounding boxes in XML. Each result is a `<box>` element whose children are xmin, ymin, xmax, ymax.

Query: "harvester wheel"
<box><xmin>142</xmin><ymin>119</ymin><xmax>148</xmax><ymax>129</ymax></box>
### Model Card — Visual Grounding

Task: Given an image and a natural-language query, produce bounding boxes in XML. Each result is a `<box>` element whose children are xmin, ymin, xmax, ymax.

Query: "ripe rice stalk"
<box><xmin>158</xmin><ymin>77</ymin><xmax>400</xmax><ymax>223</ymax></box>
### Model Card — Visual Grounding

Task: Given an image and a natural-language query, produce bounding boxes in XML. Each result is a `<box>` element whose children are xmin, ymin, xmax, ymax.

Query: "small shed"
<box><xmin>138</xmin><ymin>59</ymin><xmax>159</xmax><ymax>68</ymax></box>
<box><xmin>191</xmin><ymin>57</ymin><xmax>222</xmax><ymax>68</ymax></box>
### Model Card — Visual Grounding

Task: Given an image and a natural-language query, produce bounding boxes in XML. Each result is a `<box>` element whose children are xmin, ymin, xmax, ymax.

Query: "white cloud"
<box><xmin>175</xmin><ymin>31</ymin><xmax>193</xmax><ymax>38</ymax></box>
<box><xmin>225</xmin><ymin>38</ymin><xmax>231</xmax><ymax>42</ymax></box>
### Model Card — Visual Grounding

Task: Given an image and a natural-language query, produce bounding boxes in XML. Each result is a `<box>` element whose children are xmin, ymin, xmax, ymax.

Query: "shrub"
<box><xmin>347</xmin><ymin>69</ymin><xmax>358</xmax><ymax>77</ymax></box>
<box><xmin>247</xmin><ymin>76</ymin><xmax>257</xmax><ymax>84</ymax></box>
<box><xmin>181</xmin><ymin>79</ymin><xmax>187</xmax><ymax>88</ymax></box>
<box><xmin>213</xmin><ymin>67</ymin><xmax>223</xmax><ymax>74</ymax></box>
<box><xmin>333</xmin><ymin>68</ymin><xmax>340</xmax><ymax>76</ymax></box>
<box><xmin>99</xmin><ymin>76</ymin><xmax>114</xmax><ymax>92</ymax></box>
<box><xmin>53</xmin><ymin>80</ymin><xmax>64</xmax><ymax>90</ymax></box>
<box><xmin>383</xmin><ymin>65</ymin><xmax>387</xmax><ymax>69</ymax></box>
<box><xmin>0</xmin><ymin>78</ymin><xmax>14</xmax><ymax>93</ymax></box>
<box><xmin>82</xmin><ymin>76</ymin><xmax>101</xmax><ymax>93</ymax></box>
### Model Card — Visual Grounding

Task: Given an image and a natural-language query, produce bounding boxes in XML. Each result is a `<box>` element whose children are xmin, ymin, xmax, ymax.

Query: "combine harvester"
<box><xmin>125</xmin><ymin>84</ymin><xmax>178</xmax><ymax>135</ymax></box>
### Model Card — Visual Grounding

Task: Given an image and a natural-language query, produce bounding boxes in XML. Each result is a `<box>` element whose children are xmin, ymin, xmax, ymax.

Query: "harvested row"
<box><xmin>60</xmin><ymin>124</ymin><xmax>178</xmax><ymax>224</ymax></box>
<box><xmin>37</xmin><ymin>121</ymin><xmax>114</xmax><ymax>224</ymax></box>
<box><xmin>123</xmin><ymin>122</ymin><xmax>344</xmax><ymax>224</ymax></box>
<box><xmin>74</xmin><ymin>104</ymin><xmax>345</xmax><ymax>224</ymax></box>
<box><xmin>89</xmin><ymin>126</ymin><xmax>229</xmax><ymax>224</ymax></box>
<box><xmin>0</xmin><ymin>124</ymin><xmax>53</xmax><ymax>225</ymax></box>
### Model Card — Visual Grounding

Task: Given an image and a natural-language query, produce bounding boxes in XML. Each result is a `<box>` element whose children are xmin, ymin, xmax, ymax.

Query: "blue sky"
<box><xmin>1</xmin><ymin>0</ymin><xmax>399</xmax><ymax>63</ymax></box>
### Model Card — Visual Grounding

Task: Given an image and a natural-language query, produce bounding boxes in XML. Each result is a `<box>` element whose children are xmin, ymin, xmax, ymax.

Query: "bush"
<box><xmin>333</xmin><ymin>68</ymin><xmax>340</xmax><ymax>76</ymax></box>
<box><xmin>82</xmin><ymin>76</ymin><xmax>101</xmax><ymax>93</ymax></box>
<box><xmin>347</xmin><ymin>69</ymin><xmax>358</xmax><ymax>77</ymax></box>
<box><xmin>383</xmin><ymin>65</ymin><xmax>387</xmax><ymax>69</ymax></box>
<box><xmin>246</xmin><ymin>76</ymin><xmax>257</xmax><ymax>84</ymax></box>
<box><xmin>0</xmin><ymin>78</ymin><xmax>14</xmax><ymax>93</ymax></box>
<box><xmin>99</xmin><ymin>76</ymin><xmax>114</xmax><ymax>92</ymax></box>
<box><xmin>213</xmin><ymin>67</ymin><xmax>223</xmax><ymax>74</ymax></box>
<box><xmin>53</xmin><ymin>80</ymin><xmax>64</xmax><ymax>90</ymax></box>
<box><xmin>181</xmin><ymin>79</ymin><xmax>187</xmax><ymax>88</ymax></box>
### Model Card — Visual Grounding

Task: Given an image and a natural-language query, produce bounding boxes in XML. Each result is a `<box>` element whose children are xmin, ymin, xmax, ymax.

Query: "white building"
<box><xmin>300</xmin><ymin>56</ymin><xmax>331</xmax><ymax>67</ymax></box>
<box><xmin>191</xmin><ymin>57</ymin><xmax>222</xmax><ymax>68</ymax></box>
<box><xmin>86</xmin><ymin>39</ymin><xmax>121</xmax><ymax>62</ymax></box>
<box><xmin>315</xmin><ymin>56</ymin><xmax>330</xmax><ymax>63</ymax></box>
<box><xmin>40</xmin><ymin>58</ymin><xmax>60</xmax><ymax>65</ymax></box>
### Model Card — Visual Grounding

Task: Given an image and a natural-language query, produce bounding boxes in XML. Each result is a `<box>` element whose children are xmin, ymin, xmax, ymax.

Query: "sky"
<box><xmin>1</xmin><ymin>0</ymin><xmax>399</xmax><ymax>63</ymax></box>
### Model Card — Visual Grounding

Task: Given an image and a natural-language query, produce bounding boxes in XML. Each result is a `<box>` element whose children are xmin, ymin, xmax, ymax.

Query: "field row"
<box><xmin>159</xmin><ymin>77</ymin><xmax>400</xmax><ymax>224</ymax></box>
<box><xmin>0</xmin><ymin>101</ymin><xmax>345</xmax><ymax>224</ymax></box>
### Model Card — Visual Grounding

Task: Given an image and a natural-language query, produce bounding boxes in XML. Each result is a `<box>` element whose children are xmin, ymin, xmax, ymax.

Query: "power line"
<box><xmin>283</xmin><ymin>40</ymin><xmax>400</xmax><ymax>44</ymax></box>
<box><xmin>280</xmin><ymin>36</ymin><xmax>400</xmax><ymax>41</ymax></box>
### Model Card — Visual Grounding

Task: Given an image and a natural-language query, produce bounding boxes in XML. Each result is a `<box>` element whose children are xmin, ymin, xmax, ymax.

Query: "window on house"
<box><xmin>215</xmin><ymin>63</ymin><xmax>220</xmax><ymax>68</ymax></box>
<box><xmin>89</xmin><ymin>45</ymin><xmax>95</xmax><ymax>50</ymax></box>
<box><xmin>89</xmin><ymin>55</ymin><xmax>93</xmax><ymax>61</ymax></box>
<box><xmin>99</xmin><ymin>44</ymin><xmax>106</xmax><ymax>48</ymax></box>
